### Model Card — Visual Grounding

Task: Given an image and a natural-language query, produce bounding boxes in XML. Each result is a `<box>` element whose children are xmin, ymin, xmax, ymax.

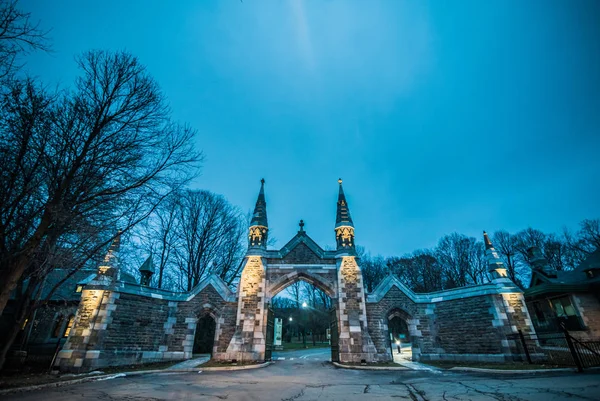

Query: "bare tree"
<box><xmin>387</xmin><ymin>249</ymin><xmax>443</xmax><ymax>293</ymax></box>
<box><xmin>492</xmin><ymin>230</ymin><xmax>523</xmax><ymax>285</ymax></box>
<box><xmin>357</xmin><ymin>247</ymin><xmax>387</xmax><ymax>293</ymax></box>
<box><xmin>134</xmin><ymin>193</ymin><xmax>182</xmax><ymax>289</ymax></box>
<box><xmin>435</xmin><ymin>233</ymin><xmax>484</xmax><ymax>289</ymax></box>
<box><xmin>173</xmin><ymin>190</ymin><xmax>245</xmax><ymax>291</ymax></box>
<box><xmin>0</xmin><ymin>50</ymin><xmax>202</xmax><ymax>319</ymax></box>
<box><xmin>514</xmin><ymin>228</ymin><xmax>546</xmax><ymax>266</ymax></box>
<box><xmin>0</xmin><ymin>0</ymin><xmax>50</xmax><ymax>81</ymax></box>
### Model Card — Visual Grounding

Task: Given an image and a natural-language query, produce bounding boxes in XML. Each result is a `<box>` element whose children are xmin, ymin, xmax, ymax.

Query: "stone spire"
<box><xmin>335</xmin><ymin>179</ymin><xmax>355</xmax><ymax>253</ymax></box>
<box><xmin>98</xmin><ymin>231</ymin><xmax>122</xmax><ymax>279</ymax></box>
<box><xmin>248</xmin><ymin>179</ymin><xmax>268</xmax><ymax>250</ymax></box>
<box><xmin>483</xmin><ymin>231</ymin><xmax>493</xmax><ymax>249</ymax></box>
<box><xmin>139</xmin><ymin>255</ymin><xmax>155</xmax><ymax>286</ymax></box>
<box><xmin>483</xmin><ymin>231</ymin><xmax>508</xmax><ymax>280</ymax></box>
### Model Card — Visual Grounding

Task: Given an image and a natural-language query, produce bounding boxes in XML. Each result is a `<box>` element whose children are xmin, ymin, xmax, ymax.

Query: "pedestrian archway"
<box><xmin>193</xmin><ymin>314</ymin><xmax>216</xmax><ymax>355</ymax></box>
<box><xmin>387</xmin><ymin>309</ymin><xmax>414</xmax><ymax>362</ymax></box>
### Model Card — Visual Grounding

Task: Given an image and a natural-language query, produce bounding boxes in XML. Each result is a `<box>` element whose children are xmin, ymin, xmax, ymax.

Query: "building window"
<box><xmin>51</xmin><ymin>314</ymin><xmax>64</xmax><ymax>338</ymax></box>
<box><xmin>64</xmin><ymin>315</ymin><xmax>75</xmax><ymax>337</ymax></box>
<box><xmin>551</xmin><ymin>296</ymin><xmax>584</xmax><ymax>331</ymax></box>
<box><xmin>75</xmin><ymin>285</ymin><xmax>83</xmax><ymax>293</ymax></box>
<box><xmin>532</xmin><ymin>302</ymin><xmax>546</xmax><ymax>323</ymax></box>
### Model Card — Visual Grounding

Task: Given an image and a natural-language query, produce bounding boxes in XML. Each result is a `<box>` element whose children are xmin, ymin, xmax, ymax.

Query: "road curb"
<box><xmin>448</xmin><ymin>367</ymin><xmax>576</xmax><ymax>374</ymax></box>
<box><xmin>332</xmin><ymin>362</ymin><xmax>409</xmax><ymax>371</ymax></box>
<box><xmin>0</xmin><ymin>362</ymin><xmax>273</xmax><ymax>395</ymax></box>
<box><xmin>197</xmin><ymin>361</ymin><xmax>272</xmax><ymax>371</ymax></box>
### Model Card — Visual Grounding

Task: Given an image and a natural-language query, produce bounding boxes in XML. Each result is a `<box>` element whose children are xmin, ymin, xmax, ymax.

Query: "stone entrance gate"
<box><xmin>55</xmin><ymin>180</ymin><xmax>537</xmax><ymax>372</ymax></box>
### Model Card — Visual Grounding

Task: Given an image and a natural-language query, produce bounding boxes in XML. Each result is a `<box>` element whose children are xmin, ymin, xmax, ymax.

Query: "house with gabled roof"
<box><xmin>524</xmin><ymin>247</ymin><xmax>600</xmax><ymax>340</ymax></box>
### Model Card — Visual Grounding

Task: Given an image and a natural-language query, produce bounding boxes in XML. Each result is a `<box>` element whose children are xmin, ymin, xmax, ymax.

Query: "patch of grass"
<box><xmin>0</xmin><ymin>360</ymin><xmax>179</xmax><ymax>390</ymax></box>
<box><xmin>422</xmin><ymin>361</ymin><xmax>564</xmax><ymax>370</ymax></box>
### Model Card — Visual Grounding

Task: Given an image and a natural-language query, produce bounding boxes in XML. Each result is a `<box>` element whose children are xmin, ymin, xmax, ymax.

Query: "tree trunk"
<box><xmin>0</xmin><ymin>213</ymin><xmax>51</xmax><ymax>317</ymax></box>
<box><xmin>0</xmin><ymin>286</ymin><xmax>33</xmax><ymax>371</ymax></box>
<box><xmin>0</xmin><ymin>313</ymin><xmax>26</xmax><ymax>371</ymax></box>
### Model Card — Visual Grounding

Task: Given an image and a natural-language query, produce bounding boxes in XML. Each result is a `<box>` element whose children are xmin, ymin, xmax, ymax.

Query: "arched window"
<box><xmin>51</xmin><ymin>314</ymin><xmax>64</xmax><ymax>338</ymax></box>
<box><xmin>63</xmin><ymin>315</ymin><xmax>75</xmax><ymax>337</ymax></box>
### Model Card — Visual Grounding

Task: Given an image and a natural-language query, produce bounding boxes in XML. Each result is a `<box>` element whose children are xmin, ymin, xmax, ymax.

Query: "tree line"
<box><xmin>360</xmin><ymin>218</ymin><xmax>600</xmax><ymax>293</ymax></box>
<box><xmin>271</xmin><ymin>281</ymin><xmax>332</xmax><ymax>345</ymax></box>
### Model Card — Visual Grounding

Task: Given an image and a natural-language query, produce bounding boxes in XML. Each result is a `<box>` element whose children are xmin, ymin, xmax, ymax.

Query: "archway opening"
<box><xmin>193</xmin><ymin>314</ymin><xmax>216</xmax><ymax>355</ymax></box>
<box><xmin>388</xmin><ymin>311</ymin><xmax>413</xmax><ymax>362</ymax></box>
<box><xmin>270</xmin><ymin>278</ymin><xmax>334</xmax><ymax>361</ymax></box>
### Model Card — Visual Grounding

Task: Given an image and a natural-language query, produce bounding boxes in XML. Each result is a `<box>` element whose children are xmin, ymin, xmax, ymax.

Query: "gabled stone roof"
<box><xmin>264</xmin><ymin>231</ymin><xmax>337</xmax><ymax>262</ymax></box>
<box><xmin>367</xmin><ymin>274</ymin><xmax>522</xmax><ymax>304</ymax></box>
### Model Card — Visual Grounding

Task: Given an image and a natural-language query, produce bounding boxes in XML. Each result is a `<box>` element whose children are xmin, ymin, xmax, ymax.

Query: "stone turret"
<box><xmin>483</xmin><ymin>231</ymin><xmax>509</xmax><ymax>280</ymax></box>
<box><xmin>248</xmin><ymin>179</ymin><xmax>268</xmax><ymax>252</ymax></box>
<box><xmin>139</xmin><ymin>255</ymin><xmax>155</xmax><ymax>286</ymax></box>
<box><xmin>335</xmin><ymin>178</ymin><xmax>355</xmax><ymax>255</ymax></box>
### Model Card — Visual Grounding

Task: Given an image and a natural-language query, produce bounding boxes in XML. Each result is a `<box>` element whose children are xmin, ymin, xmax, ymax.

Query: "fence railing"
<box><xmin>509</xmin><ymin>328</ymin><xmax>600</xmax><ymax>372</ymax></box>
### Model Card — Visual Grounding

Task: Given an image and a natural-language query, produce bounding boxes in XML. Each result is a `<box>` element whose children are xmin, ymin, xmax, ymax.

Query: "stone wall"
<box><xmin>268</xmin><ymin>242</ymin><xmax>336</xmax><ymax>266</ymax></box>
<box><xmin>572</xmin><ymin>293</ymin><xmax>600</xmax><ymax>340</ymax></box>
<box><xmin>366</xmin><ymin>276</ymin><xmax>536</xmax><ymax>363</ymax></box>
<box><xmin>365</xmin><ymin>286</ymin><xmax>423</xmax><ymax>361</ymax></box>
<box><xmin>55</xmin><ymin>276</ymin><xmax>237</xmax><ymax>372</ymax></box>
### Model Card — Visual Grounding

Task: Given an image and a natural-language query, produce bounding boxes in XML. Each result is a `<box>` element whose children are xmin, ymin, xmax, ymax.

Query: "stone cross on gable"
<box><xmin>299</xmin><ymin>219</ymin><xmax>305</xmax><ymax>232</ymax></box>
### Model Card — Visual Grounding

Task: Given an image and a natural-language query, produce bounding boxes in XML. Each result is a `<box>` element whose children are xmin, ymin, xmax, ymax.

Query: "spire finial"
<box><xmin>261</xmin><ymin>178</ymin><xmax>265</xmax><ymax>185</ymax></box>
<box><xmin>483</xmin><ymin>231</ymin><xmax>493</xmax><ymax>249</ymax></box>
<box><xmin>299</xmin><ymin>219</ymin><xmax>305</xmax><ymax>232</ymax></box>
<box><xmin>338</xmin><ymin>178</ymin><xmax>342</xmax><ymax>185</ymax></box>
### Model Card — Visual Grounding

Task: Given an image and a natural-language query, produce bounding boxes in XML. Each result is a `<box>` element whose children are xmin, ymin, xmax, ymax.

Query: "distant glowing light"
<box><xmin>302</xmin><ymin>302</ymin><xmax>308</xmax><ymax>308</ymax></box>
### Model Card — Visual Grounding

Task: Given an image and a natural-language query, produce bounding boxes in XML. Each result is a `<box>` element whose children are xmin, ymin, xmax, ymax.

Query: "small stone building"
<box><xmin>525</xmin><ymin>247</ymin><xmax>600</xmax><ymax>340</ymax></box>
<box><xmin>54</xmin><ymin>180</ymin><xmax>537</xmax><ymax>372</ymax></box>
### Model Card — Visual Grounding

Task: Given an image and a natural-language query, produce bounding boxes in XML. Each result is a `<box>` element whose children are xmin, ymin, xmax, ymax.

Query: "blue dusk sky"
<box><xmin>22</xmin><ymin>0</ymin><xmax>600</xmax><ymax>257</ymax></box>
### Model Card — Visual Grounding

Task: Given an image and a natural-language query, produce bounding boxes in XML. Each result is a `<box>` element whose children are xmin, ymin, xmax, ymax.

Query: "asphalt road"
<box><xmin>5</xmin><ymin>348</ymin><xmax>600</xmax><ymax>400</ymax></box>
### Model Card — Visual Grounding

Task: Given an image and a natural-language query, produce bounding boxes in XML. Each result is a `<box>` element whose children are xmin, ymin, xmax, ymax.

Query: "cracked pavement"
<box><xmin>4</xmin><ymin>349</ymin><xmax>600</xmax><ymax>400</ymax></box>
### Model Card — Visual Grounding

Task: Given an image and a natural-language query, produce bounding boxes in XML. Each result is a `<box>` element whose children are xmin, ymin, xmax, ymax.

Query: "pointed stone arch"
<box><xmin>267</xmin><ymin>271</ymin><xmax>337</xmax><ymax>300</ymax></box>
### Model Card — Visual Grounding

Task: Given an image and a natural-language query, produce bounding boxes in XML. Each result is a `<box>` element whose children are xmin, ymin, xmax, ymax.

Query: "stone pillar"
<box><xmin>336</xmin><ymin>256</ymin><xmax>378</xmax><ymax>362</ymax></box>
<box><xmin>224</xmin><ymin>256</ymin><xmax>266</xmax><ymax>361</ymax></box>
<box><xmin>55</xmin><ymin>286</ymin><xmax>118</xmax><ymax>371</ymax></box>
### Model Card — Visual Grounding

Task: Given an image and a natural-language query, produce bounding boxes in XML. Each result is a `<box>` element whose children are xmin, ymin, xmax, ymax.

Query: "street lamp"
<box><xmin>301</xmin><ymin>302</ymin><xmax>307</xmax><ymax>348</ymax></box>
<box><xmin>289</xmin><ymin>317</ymin><xmax>293</xmax><ymax>321</ymax></box>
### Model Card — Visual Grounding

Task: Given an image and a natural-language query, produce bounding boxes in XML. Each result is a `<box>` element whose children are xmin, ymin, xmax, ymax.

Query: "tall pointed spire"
<box><xmin>335</xmin><ymin>179</ymin><xmax>355</xmax><ymax>253</ymax></box>
<box><xmin>336</xmin><ymin>178</ymin><xmax>354</xmax><ymax>229</ymax></box>
<box><xmin>483</xmin><ymin>231</ymin><xmax>493</xmax><ymax>249</ymax></box>
<box><xmin>98</xmin><ymin>230</ymin><xmax>122</xmax><ymax>279</ymax></box>
<box><xmin>483</xmin><ymin>231</ymin><xmax>509</xmax><ymax>280</ymax></box>
<box><xmin>248</xmin><ymin>179</ymin><xmax>268</xmax><ymax>250</ymax></box>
